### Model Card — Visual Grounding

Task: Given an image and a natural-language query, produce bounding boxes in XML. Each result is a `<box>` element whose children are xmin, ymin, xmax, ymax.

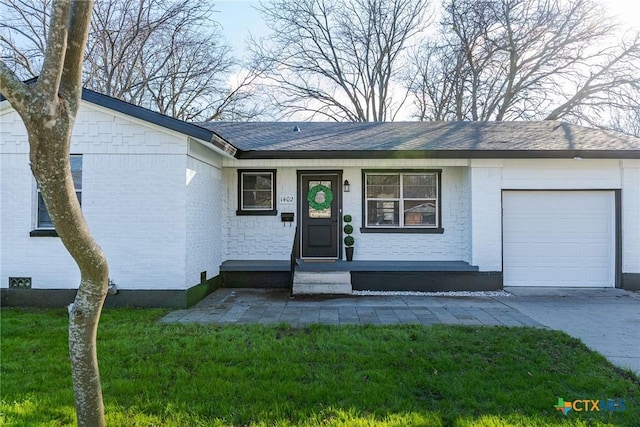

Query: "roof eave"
<box><xmin>235</xmin><ymin>149</ymin><xmax>640</xmax><ymax>160</ymax></box>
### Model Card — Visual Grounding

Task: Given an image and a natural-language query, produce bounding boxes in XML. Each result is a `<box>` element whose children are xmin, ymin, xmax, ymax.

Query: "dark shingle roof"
<box><xmin>6</xmin><ymin>81</ymin><xmax>637</xmax><ymax>159</ymax></box>
<box><xmin>199</xmin><ymin>121</ymin><xmax>640</xmax><ymax>159</ymax></box>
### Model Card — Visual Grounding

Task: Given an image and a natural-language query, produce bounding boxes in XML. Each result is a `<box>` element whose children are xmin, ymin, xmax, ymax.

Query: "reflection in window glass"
<box><xmin>367</xmin><ymin>200</ymin><xmax>399</xmax><ymax>226</ymax></box>
<box><xmin>365</xmin><ymin>172</ymin><xmax>438</xmax><ymax>228</ymax></box>
<box><xmin>241</xmin><ymin>172</ymin><xmax>274</xmax><ymax>210</ymax></box>
<box><xmin>403</xmin><ymin>200</ymin><xmax>436</xmax><ymax>226</ymax></box>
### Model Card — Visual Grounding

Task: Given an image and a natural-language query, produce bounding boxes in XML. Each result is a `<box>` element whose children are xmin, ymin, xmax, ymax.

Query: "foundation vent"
<box><xmin>9</xmin><ymin>277</ymin><xmax>32</xmax><ymax>289</ymax></box>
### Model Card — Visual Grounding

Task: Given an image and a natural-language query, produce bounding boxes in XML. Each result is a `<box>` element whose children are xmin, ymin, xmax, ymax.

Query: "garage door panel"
<box><xmin>556</xmin><ymin>268</ymin><xmax>583</xmax><ymax>280</ymax></box>
<box><xmin>507</xmin><ymin>243</ymin><xmax>555</xmax><ymax>257</ymax></box>
<box><xmin>583</xmin><ymin>243</ymin><xmax>611</xmax><ymax>257</ymax></box>
<box><xmin>503</xmin><ymin>219</ymin><xmax>529</xmax><ymax>232</ymax></box>
<box><xmin>555</xmin><ymin>242</ymin><xmax>580</xmax><ymax>252</ymax></box>
<box><xmin>503</xmin><ymin>191</ymin><xmax>615</xmax><ymax>287</ymax></box>
<box><xmin>587</xmin><ymin>268</ymin><xmax>611</xmax><ymax>283</ymax></box>
<box><xmin>558</xmin><ymin>220</ymin><xmax>587</xmax><ymax>234</ymax></box>
<box><xmin>584</xmin><ymin>219</ymin><xmax>610</xmax><ymax>232</ymax></box>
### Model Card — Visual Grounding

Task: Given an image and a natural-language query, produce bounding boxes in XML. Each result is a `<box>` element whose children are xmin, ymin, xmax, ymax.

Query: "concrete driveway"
<box><xmin>161</xmin><ymin>286</ymin><xmax>640</xmax><ymax>375</ymax></box>
<box><xmin>497</xmin><ymin>287</ymin><xmax>640</xmax><ymax>375</ymax></box>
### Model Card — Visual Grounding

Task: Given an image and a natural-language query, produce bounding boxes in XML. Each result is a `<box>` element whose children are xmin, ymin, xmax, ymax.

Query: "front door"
<box><xmin>300</xmin><ymin>172</ymin><xmax>341</xmax><ymax>258</ymax></box>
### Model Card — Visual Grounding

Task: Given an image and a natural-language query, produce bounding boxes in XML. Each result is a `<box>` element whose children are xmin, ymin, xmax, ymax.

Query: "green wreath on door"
<box><xmin>307</xmin><ymin>184</ymin><xmax>334</xmax><ymax>210</ymax></box>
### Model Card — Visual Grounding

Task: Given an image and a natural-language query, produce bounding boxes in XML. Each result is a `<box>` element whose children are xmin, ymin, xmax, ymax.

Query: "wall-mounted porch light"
<box><xmin>343</xmin><ymin>179</ymin><xmax>350</xmax><ymax>192</ymax></box>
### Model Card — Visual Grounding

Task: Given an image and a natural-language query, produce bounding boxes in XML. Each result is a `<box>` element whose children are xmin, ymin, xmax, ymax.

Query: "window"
<box><xmin>32</xmin><ymin>155</ymin><xmax>82</xmax><ymax>236</ymax></box>
<box><xmin>363</xmin><ymin>170</ymin><xmax>442</xmax><ymax>233</ymax></box>
<box><xmin>237</xmin><ymin>169</ymin><xmax>277</xmax><ymax>215</ymax></box>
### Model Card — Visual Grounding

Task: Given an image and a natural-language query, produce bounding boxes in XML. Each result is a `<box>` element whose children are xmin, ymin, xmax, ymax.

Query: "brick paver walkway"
<box><xmin>160</xmin><ymin>288</ymin><xmax>544</xmax><ymax>327</ymax></box>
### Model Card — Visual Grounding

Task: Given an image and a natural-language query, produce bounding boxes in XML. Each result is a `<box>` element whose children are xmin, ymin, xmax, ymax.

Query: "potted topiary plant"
<box><xmin>343</xmin><ymin>214</ymin><xmax>355</xmax><ymax>261</ymax></box>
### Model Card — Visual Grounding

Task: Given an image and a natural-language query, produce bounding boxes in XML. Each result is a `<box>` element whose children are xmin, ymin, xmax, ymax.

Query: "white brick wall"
<box><xmin>223</xmin><ymin>165</ymin><xmax>471</xmax><ymax>262</ymax></box>
<box><xmin>224</xmin><ymin>159</ymin><xmax>637</xmax><ymax>270</ymax></box>
<box><xmin>461</xmin><ymin>167</ymin><xmax>472</xmax><ymax>263</ymax></box>
<box><xmin>87</xmin><ymin>153</ymin><xmax>187</xmax><ymax>290</ymax></box>
<box><xmin>223</xmin><ymin>168</ymin><xmax>296</xmax><ymax>260</ymax></box>
<box><xmin>502</xmin><ymin>159</ymin><xmax>621</xmax><ymax>189</ymax></box>
<box><xmin>353</xmin><ymin>167</ymin><xmax>470</xmax><ymax>261</ymax></box>
<box><xmin>4</xmin><ymin>99</ymin><xmax>639</xmax><ymax>287</ymax></box>
<box><xmin>1</xmin><ymin>102</ymin><xmax>193</xmax><ymax>290</ymax></box>
<box><xmin>1</xmin><ymin>151</ymin><xmax>80</xmax><ymax>288</ymax></box>
<box><xmin>469</xmin><ymin>161</ymin><xmax>503</xmax><ymax>271</ymax></box>
<box><xmin>185</xmin><ymin>143</ymin><xmax>225</xmax><ymax>286</ymax></box>
<box><xmin>622</xmin><ymin>161</ymin><xmax>640</xmax><ymax>273</ymax></box>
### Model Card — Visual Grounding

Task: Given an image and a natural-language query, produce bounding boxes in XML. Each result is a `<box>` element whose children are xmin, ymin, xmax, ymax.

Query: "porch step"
<box><xmin>292</xmin><ymin>271</ymin><xmax>352</xmax><ymax>295</ymax></box>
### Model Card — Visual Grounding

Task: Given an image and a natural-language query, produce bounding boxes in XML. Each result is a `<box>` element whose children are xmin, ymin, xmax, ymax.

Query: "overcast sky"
<box><xmin>214</xmin><ymin>0</ymin><xmax>640</xmax><ymax>57</ymax></box>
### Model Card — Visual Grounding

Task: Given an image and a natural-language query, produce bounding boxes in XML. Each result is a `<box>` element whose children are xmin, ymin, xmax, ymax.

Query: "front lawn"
<box><xmin>1</xmin><ymin>308</ymin><xmax>638</xmax><ymax>426</ymax></box>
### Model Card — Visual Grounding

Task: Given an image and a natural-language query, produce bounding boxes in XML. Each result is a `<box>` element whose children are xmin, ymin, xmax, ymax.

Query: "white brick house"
<box><xmin>2</xmin><ymin>90</ymin><xmax>639</xmax><ymax>307</ymax></box>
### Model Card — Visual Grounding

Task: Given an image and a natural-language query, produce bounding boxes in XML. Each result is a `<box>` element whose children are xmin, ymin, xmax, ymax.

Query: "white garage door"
<box><xmin>503</xmin><ymin>191</ymin><xmax>615</xmax><ymax>287</ymax></box>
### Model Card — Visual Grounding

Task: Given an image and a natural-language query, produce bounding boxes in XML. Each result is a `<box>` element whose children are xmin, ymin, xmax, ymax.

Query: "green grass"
<box><xmin>1</xmin><ymin>308</ymin><xmax>638</xmax><ymax>426</ymax></box>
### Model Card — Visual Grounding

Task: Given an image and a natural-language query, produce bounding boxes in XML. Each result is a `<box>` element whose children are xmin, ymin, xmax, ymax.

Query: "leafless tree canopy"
<box><xmin>251</xmin><ymin>0</ymin><xmax>431</xmax><ymax>122</ymax></box>
<box><xmin>0</xmin><ymin>0</ymin><xmax>51</xmax><ymax>76</ymax></box>
<box><xmin>3</xmin><ymin>0</ymin><xmax>639</xmax><ymax>129</ymax></box>
<box><xmin>408</xmin><ymin>0</ymin><xmax>640</xmax><ymax>133</ymax></box>
<box><xmin>1</xmin><ymin>0</ymin><xmax>261</xmax><ymax>121</ymax></box>
<box><xmin>610</xmin><ymin>106</ymin><xmax>640</xmax><ymax>137</ymax></box>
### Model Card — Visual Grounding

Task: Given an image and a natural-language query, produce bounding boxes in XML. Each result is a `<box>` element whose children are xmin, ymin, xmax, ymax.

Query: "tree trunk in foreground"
<box><xmin>1</xmin><ymin>1</ymin><xmax>108</xmax><ymax>425</ymax></box>
<box><xmin>68</xmin><ymin>278</ymin><xmax>107</xmax><ymax>426</ymax></box>
<box><xmin>26</xmin><ymin>91</ymin><xmax>109</xmax><ymax>427</ymax></box>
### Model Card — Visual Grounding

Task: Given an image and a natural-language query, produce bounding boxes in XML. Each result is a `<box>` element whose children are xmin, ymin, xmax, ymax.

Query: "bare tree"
<box><xmin>84</xmin><ymin>0</ymin><xmax>240</xmax><ymax>120</ymax></box>
<box><xmin>609</xmin><ymin>106</ymin><xmax>640</xmax><ymax>137</ymax></box>
<box><xmin>0</xmin><ymin>0</ymin><xmax>52</xmax><ymax>77</ymax></box>
<box><xmin>251</xmin><ymin>0</ymin><xmax>431</xmax><ymax>122</ymax></box>
<box><xmin>0</xmin><ymin>1</ymin><xmax>108</xmax><ymax>426</ymax></box>
<box><xmin>407</xmin><ymin>41</ymin><xmax>466</xmax><ymax>121</ymax></box>
<box><xmin>1</xmin><ymin>0</ymin><xmax>262</xmax><ymax>121</ymax></box>
<box><xmin>408</xmin><ymin>0</ymin><xmax>640</xmax><ymax>129</ymax></box>
<box><xmin>544</xmin><ymin>31</ymin><xmax>640</xmax><ymax>125</ymax></box>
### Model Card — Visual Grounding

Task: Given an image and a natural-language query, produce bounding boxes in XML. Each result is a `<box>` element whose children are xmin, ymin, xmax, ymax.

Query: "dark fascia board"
<box><xmin>235</xmin><ymin>149</ymin><xmax>640</xmax><ymax>160</ymax></box>
<box><xmin>80</xmin><ymin>89</ymin><xmax>238</xmax><ymax>157</ymax></box>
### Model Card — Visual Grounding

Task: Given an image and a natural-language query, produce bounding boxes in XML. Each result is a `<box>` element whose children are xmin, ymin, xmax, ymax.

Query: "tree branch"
<box><xmin>37</xmin><ymin>0</ymin><xmax>71</xmax><ymax>102</ymax></box>
<box><xmin>0</xmin><ymin>60</ymin><xmax>31</xmax><ymax>113</ymax></box>
<box><xmin>60</xmin><ymin>0</ymin><xmax>94</xmax><ymax>100</ymax></box>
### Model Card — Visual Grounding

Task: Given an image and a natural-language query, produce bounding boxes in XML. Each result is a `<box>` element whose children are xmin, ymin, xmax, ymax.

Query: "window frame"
<box><xmin>30</xmin><ymin>154</ymin><xmax>83</xmax><ymax>237</ymax></box>
<box><xmin>236</xmin><ymin>169</ymin><xmax>278</xmax><ymax>216</ymax></box>
<box><xmin>361</xmin><ymin>169</ymin><xmax>444</xmax><ymax>234</ymax></box>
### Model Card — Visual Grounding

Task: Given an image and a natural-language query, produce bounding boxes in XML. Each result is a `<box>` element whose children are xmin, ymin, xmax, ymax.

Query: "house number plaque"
<box><xmin>279</xmin><ymin>195</ymin><xmax>295</xmax><ymax>204</ymax></box>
